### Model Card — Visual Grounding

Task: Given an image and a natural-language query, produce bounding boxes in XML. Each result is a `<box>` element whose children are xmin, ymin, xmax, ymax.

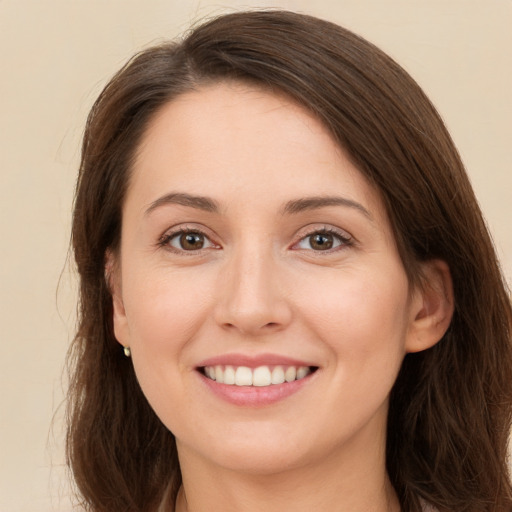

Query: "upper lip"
<box><xmin>196</xmin><ymin>353</ymin><xmax>318</xmax><ymax>369</ymax></box>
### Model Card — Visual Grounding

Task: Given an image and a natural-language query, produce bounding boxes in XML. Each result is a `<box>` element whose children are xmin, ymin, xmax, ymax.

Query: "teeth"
<box><xmin>224</xmin><ymin>365</ymin><xmax>235</xmax><ymax>385</ymax></box>
<box><xmin>271</xmin><ymin>366</ymin><xmax>285</xmax><ymax>384</ymax></box>
<box><xmin>296</xmin><ymin>366</ymin><xmax>309</xmax><ymax>380</ymax></box>
<box><xmin>285</xmin><ymin>366</ymin><xmax>296</xmax><ymax>382</ymax></box>
<box><xmin>203</xmin><ymin>365</ymin><xmax>312</xmax><ymax>387</ymax></box>
<box><xmin>253</xmin><ymin>366</ymin><xmax>272</xmax><ymax>387</ymax></box>
<box><xmin>235</xmin><ymin>366</ymin><xmax>253</xmax><ymax>386</ymax></box>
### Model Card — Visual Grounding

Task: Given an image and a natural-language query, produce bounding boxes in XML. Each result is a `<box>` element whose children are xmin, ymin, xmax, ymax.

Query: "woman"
<box><xmin>68</xmin><ymin>10</ymin><xmax>512</xmax><ymax>512</ymax></box>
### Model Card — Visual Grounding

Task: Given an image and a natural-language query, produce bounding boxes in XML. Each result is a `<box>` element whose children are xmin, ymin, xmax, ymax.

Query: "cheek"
<box><xmin>298</xmin><ymin>265</ymin><xmax>411</xmax><ymax>370</ymax></box>
<box><xmin>121</xmin><ymin>265</ymin><xmax>215</xmax><ymax>383</ymax></box>
<box><xmin>300</xmin><ymin>267</ymin><xmax>411</xmax><ymax>435</ymax></box>
<box><xmin>120</xmin><ymin>267</ymin><xmax>216</xmax><ymax>429</ymax></box>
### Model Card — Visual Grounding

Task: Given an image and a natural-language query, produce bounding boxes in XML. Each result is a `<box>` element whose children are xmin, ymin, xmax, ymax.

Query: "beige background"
<box><xmin>0</xmin><ymin>1</ymin><xmax>510</xmax><ymax>511</ymax></box>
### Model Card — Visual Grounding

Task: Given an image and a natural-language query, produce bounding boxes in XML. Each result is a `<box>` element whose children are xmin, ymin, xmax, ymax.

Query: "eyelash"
<box><xmin>157</xmin><ymin>227</ymin><xmax>218</xmax><ymax>254</ymax></box>
<box><xmin>157</xmin><ymin>226</ymin><xmax>353</xmax><ymax>254</ymax></box>
<box><xmin>292</xmin><ymin>227</ymin><xmax>353</xmax><ymax>252</ymax></box>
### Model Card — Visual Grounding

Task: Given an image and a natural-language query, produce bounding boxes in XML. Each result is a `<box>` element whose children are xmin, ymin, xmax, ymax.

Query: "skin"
<box><xmin>110</xmin><ymin>82</ymin><xmax>453</xmax><ymax>512</ymax></box>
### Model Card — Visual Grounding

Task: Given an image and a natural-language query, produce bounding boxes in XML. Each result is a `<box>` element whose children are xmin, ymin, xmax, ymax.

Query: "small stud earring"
<box><xmin>123</xmin><ymin>346</ymin><xmax>131</xmax><ymax>357</ymax></box>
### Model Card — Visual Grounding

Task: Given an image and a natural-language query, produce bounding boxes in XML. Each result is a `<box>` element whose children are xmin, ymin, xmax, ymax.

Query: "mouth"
<box><xmin>200</xmin><ymin>364</ymin><xmax>318</xmax><ymax>387</ymax></box>
<box><xmin>195</xmin><ymin>354</ymin><xmax>319</xmax><ymax>406</ymax></box>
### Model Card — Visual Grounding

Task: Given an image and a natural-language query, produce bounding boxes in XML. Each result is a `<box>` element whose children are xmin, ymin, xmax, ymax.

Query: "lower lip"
<box><xmin>199</xmin><ymin>372</ymin><xmax>315</xmax><ymax>407</ymax></box>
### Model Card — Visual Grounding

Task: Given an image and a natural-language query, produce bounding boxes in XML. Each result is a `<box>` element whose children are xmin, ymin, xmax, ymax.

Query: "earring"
<box><xmin>123</xmin><ymin>346</ymin><xmax>131</xmax><ymax>357</ymax></box>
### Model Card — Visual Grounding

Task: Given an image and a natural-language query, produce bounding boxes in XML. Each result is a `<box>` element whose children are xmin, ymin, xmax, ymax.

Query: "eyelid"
<box><xmin>156</xmin><ymin>223</ymin><xmax>353</xmax><ymax>254</ymax></box>
<box><xmin>290</xmin><ymin>224</ymin><xmax>354</xmax><ymax>251</ymax></box>
<box><xmin>157</xmin><ymin>224</ymin><xmax>221</xmax><ymax>253</ymax></box>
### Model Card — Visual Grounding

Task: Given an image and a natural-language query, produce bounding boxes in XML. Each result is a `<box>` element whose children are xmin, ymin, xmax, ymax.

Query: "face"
<box><xmin>112</xmin><ymin>82</ymin><xmax>426</xmax><ymax>475</ymax></box>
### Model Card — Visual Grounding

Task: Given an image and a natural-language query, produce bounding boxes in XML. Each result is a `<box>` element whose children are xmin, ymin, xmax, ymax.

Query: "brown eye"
<box><xmin>165</xmin><ymin>230</ymin><xmax>215</xmax><ymax>251</ymax></box>
<box><xmin>294</xmin><ymin>229</ymin><xmax>351</xmax><ymax>252</ymax></box>
<box><xmin>180</xmin><ymin>233</ymin><xmax>204</xmax><ymax>250</ymax></box>
<box><xmin>309</xmin><ymin>233</ymin><xmax>334</xmax><ymax>250</ymax></box>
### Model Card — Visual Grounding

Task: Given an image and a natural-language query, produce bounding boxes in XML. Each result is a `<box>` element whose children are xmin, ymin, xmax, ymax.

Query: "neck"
<box><xmin>175</xmin><ymin>473</ymin><xmax>399</xmax><ymax>512</ymax></box>
<box><xmin>173</xmin><ymin>428</ymin><xmax>400</xmax><ymax>512</ymax></box>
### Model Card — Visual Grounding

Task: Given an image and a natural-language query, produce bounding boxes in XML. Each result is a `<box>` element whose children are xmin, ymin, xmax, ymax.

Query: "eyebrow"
<box><xmin>144</xmin><ymin>192</ymin><xmax>219</xmax><ymax>216</ymax></box>
<box><xmin>281</xmin><ymin>196</ymin><xmax>373</xmax><ymax>220</ymax></box>
<box><xmin>144</xmin><ymin>192</ymin><xmax>372</xmax><ymax>220</ymax></box>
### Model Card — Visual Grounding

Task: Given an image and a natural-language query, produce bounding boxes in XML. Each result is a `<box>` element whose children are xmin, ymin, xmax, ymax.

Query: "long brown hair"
<box><xmin>68</xmin><ymin>10</ymin><xmax>512</xmax><ymax>511</ymax></box>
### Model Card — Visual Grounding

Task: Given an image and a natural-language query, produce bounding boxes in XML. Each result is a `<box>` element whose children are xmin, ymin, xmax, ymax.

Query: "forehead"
<box><xmin>135</xmin><ymin>81</ymin><xmax>341</xmax><ymax>166</ymax></box>
<box><xmin>128</xmin><ymin>81</ymin><xmax>382</xmax><ymax>219</ymax></box>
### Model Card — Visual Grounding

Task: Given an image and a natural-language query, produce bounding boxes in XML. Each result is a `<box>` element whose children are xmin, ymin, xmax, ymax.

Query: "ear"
<box><xmin>406</xmin><ymin>259</ymin><xmax>454</xmax><ymax>353</ymax></box>
<box><xmin>105</xmin><ymin>250</ymin><xmax>130</xmax><ymax>348</ymax></box>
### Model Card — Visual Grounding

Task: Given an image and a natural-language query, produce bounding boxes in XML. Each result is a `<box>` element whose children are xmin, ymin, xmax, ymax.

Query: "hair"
<box><xmin>68</xmin><ymin>9</ymin><xmax>512</xmax><ymax>512</ymax></box>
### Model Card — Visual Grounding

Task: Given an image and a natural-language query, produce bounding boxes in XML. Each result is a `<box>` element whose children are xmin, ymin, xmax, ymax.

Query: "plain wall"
<box><xmin>0</xmin><ymin>1</ymin><xmax>510</xmax><ymax>510</ymax></box>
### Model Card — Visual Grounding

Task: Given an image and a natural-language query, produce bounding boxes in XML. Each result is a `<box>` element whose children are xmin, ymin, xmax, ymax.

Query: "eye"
<box><xmin>294</xmin><ymin>229</ymin><xmax>351</xmax><ymax>251</ymax></box>
<box><xmin>160</xmin><ymin>229</ymin><xmax>216</xmax><ymax>252</ymax></box>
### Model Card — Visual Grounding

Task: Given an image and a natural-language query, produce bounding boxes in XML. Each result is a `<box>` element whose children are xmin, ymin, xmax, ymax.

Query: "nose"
<box><xmin>213</xmin><ymin>245</ymin><xmax>293</xmax><ymax>336</ymax></box>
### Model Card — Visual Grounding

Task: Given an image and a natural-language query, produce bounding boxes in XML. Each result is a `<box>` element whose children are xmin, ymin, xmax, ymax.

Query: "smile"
<box><xmin>202</xmin><ymin>365</ymin><xmax>314</xmax><ymax>387</ymax></box>
<box><xmin>196</xmin><ymin>354</ymin><xmax>319</xmax><ymax>406</ymax></box>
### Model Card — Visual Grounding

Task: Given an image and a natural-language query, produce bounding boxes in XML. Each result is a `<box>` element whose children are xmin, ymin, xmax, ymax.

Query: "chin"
<box><xmin>204</xmin><ymin>442</ymin><xmax>309</xmax><ymax>476</ymax></box>
<box><xmin>175</xmin><ymin>420</ymin><xmax>345</xmax><ymax>478</ymax></box>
